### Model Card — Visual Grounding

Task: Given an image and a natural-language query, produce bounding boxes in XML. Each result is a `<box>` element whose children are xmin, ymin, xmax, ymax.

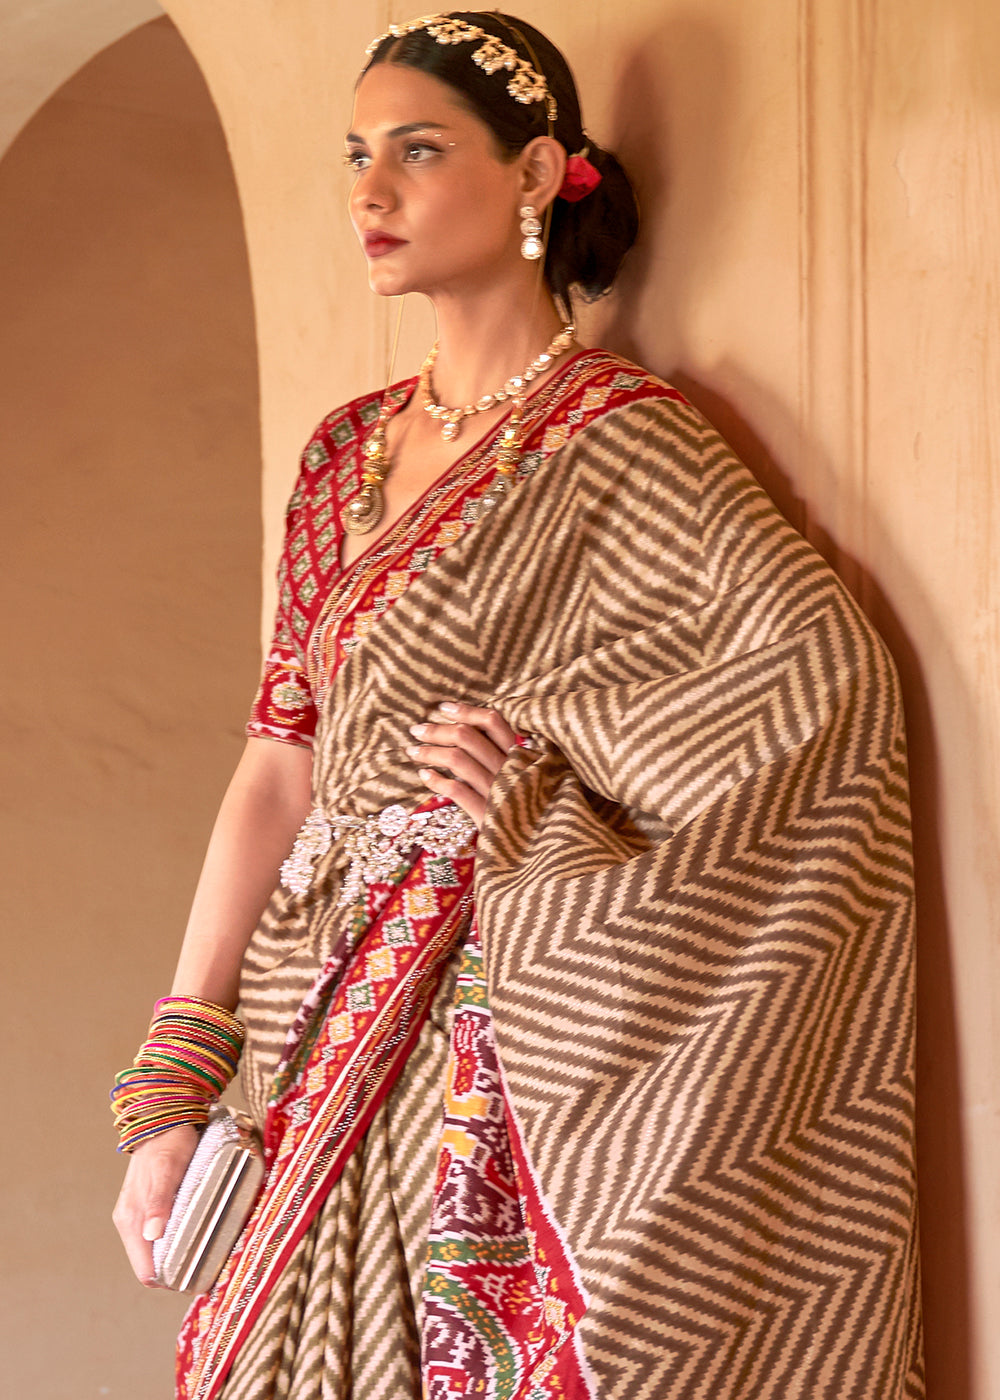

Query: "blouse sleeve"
<box><xmin>245</xmin><ymin>469</ymin><xmax>319</xmax><ymax>749</ymax></box>
<box><xmin>245</xmin><ymin>390</ymin><xmax>393</xmax><ymax>746</ymax></box>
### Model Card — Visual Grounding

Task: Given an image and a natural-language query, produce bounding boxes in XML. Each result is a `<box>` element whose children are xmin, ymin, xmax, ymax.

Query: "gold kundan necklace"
<box><xmin>421</xmin><ymin>322</ymin><xmax>575</xmax><ymax>442</ymax></box>
<box><xmin>342</xmin><ymin>323</ymin><xmax>576</xmax><ymax>537</ymax></box>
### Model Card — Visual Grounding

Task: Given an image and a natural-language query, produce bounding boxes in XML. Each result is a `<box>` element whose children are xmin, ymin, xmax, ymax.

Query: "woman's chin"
<box><xmin>366</xmin><ymin>265</ymin><xmax>413</xmax><ymax>298</ymax></box>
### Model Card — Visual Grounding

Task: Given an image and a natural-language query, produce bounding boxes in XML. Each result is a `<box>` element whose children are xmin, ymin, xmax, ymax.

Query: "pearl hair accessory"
<box><xmin>364</xmin><ymin>13</ymin><xmax>557</xmax><ymax>122</ymax></box>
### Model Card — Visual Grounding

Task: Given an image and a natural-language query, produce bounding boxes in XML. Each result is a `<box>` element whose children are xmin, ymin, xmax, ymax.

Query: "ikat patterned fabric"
<box><xmin>246</xmin><ymin>355</ymin><xmax>671</xmax><ymax>747</ymax></box>
<box><xmin>182</xmin><ymin>354</ymin><xmax>921</xmax><ymax>1399</ymax></box>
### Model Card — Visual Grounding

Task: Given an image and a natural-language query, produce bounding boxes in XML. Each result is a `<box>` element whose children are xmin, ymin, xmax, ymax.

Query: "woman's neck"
<box><xmin>425</xmin><ymin>285</ymin><xmax>568</xmax><ymax>409</ymax></box>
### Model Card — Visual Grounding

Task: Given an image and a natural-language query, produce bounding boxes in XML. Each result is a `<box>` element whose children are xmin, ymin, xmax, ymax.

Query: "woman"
<box><xmin>112</xmin><ymin>12</ymin><xmax>924</xmax><ymax>1399</ymax></box>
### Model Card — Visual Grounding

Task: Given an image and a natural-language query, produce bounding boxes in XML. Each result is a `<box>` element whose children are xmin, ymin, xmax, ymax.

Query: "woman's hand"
<box><xmin>112</xmin><ymin>1123</ymin><xmax>199</xmax><ymax>1285</ymax></box>
<box><xmin>408</xmin><ymin>701</ymin><xmax>517</xmax><ymax>828</ymax></box>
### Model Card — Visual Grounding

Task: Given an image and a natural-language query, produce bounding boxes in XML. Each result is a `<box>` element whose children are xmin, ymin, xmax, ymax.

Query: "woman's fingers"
<box><xmin>409</xmin><ymin>724</ymin><xmax>504</xmax><ymax>785</ymax></box>
<box><xmin>407</xmin><ymin>728</ymin><xmax>496</xmax><ymax>826</ymax></box>
<box><xmin>410</xmin><ymin>740</ymin><xmax>492</xmax><ymax>794</ymax></box>
<box><xmin>417</xmin><ymin>764</ymin><xmax>488</xmax><ymax>827</ymax></box>
<box><xmin>433</xmin><ymin>701</ymin><xmax>518</xmax><ymax>751</ymax></box>
<box><xmin>407</xmin><ymin>702</ymin><xmax>519</xmax><ymax>827</ymax></box>
<box><xmin>112</xmin><ymin>1124</ymin><xmax>199</xmax><ymax>1286</ymax></box>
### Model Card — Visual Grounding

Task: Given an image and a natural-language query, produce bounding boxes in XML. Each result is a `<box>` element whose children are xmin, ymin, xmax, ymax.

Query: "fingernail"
<box><xmin>142</xmin><ymin>1218</ymin><xmax>165</xmax><ymax>1242</ymax></box>
<box><xmin>409</xmin><ymin>723</ymin><xmax>427</xmax><ymax>738</ymax></box>
<box><xmin>439</xmin><ymin>701</ymin><xmax>459</xmax><ymax>714</ymax></box>
<box><xmin>418</xmin><ymin>768</ymin><xmax>435</xmax><ymax>782</ymax></box>
<box><xmin>406</xmin><ymin>745</ymin><xmax>420</xmax><ymax>758</ymax></box>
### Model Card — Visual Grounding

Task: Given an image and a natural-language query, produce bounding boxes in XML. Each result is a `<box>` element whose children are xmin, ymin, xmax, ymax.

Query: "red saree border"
<box><xmin>421</xmin><ymin>924</ymin><xmax>597</xmax><ymax>1399</ymax></box>
<box><xmin>498</xmin><ymin>1054</ymin><xmax>598</xmax><ymax>1399</ymax></box>
<box><xmin>177</xmin><ymin>849</ymin><xmax>475</xmax><ymax>1400</ymax></box>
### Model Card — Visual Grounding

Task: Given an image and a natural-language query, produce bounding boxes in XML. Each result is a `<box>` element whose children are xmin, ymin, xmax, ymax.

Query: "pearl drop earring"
<box><xmin>520</xmin><ymin>205</ymin><xmax>544</xmax><ymax>261</ymax></box>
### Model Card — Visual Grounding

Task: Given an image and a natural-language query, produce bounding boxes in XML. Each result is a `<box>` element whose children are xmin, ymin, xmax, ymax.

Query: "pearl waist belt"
<box><xmin>280</xmin><ymin>802</ymin><xmax>478</xmax><ymax>905</ymax></box>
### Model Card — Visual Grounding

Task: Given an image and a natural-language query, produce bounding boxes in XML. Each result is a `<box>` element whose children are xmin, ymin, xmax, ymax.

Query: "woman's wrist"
<box><xmin>110</xmin><ymin>995</ymin><xmax>245</xmax><ymax>1153</ymax></box>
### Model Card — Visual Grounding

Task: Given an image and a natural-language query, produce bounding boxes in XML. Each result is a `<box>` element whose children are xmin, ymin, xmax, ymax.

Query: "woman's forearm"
<box><xmin>169</xmin><ymin>736</ymin><xmax>313</xmax><ymax>1008</ymax></box>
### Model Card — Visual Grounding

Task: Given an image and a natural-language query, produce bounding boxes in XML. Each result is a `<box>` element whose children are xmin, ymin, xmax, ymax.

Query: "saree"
<box><xmin>179</xmin><ymin>351</ymin><xmax>923</xmax><ymax>1399</ymax></box>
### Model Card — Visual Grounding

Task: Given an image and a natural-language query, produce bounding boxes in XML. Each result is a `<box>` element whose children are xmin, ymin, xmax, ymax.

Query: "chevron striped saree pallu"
<box><xmin>178</xmin><ymin>355</ymin><xmax>923</xmax><ymax>1399</ymax></box>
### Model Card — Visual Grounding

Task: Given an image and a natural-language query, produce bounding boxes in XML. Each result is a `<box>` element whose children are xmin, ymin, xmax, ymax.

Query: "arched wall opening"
<box><xmin>1</xmin><ymin>15</ymin><xmax>261</xmax><ymax>1390</ymax></box>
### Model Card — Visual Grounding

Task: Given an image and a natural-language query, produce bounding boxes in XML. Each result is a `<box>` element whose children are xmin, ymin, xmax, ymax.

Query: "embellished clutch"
<box><xmin>152</xmin><ymin>1106</ymin><xmax>264</xmax><ymax>1294</ymax></box>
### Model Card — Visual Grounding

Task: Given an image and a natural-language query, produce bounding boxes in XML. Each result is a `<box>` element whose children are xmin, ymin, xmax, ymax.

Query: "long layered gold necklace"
<box><xmin>342</xmin><ymin>323</ymin><xmax>576</xmax><ymax>537</ymax></box>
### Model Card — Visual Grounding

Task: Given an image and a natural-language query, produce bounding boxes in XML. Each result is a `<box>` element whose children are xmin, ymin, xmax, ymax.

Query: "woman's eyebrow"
<box><xmin>345</xmin><ymin>121</ymin><xmax>454</xmax><ymax>144</ymax></box>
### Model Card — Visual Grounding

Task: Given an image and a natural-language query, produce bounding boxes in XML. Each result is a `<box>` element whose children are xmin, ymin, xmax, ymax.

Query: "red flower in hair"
<box><xmin>558</xmin><ymin>153</ymin><xmax>602</xmax><ymax>203</ymax></box>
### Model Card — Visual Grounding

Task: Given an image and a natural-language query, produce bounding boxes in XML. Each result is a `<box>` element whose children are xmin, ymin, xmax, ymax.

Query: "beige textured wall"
<box><xmin>0</xmin><ymin>17</ymin><xmax>260</xmax><ymax>1396</ymax></box>
<box><xmin>0</xmin><ymin>0</ymin><xmax>164</xmax><ymax>158</ymax></box>
<box><xmin>159</xmin><ymin>4</ymin><xmax>1000</xmax><ymax>1398</ymax></box>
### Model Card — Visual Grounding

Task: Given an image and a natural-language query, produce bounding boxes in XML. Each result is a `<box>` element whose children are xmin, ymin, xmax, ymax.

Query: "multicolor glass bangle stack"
<box><xmin>110</xmin><ymin>996</ymin><xmax>245</xmax><ymax>1154</ymax></box>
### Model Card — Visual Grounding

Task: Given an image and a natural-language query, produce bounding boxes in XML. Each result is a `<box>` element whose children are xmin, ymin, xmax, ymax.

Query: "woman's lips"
<box><xmin>364</xmin><ymin>232</ymin><xmax>407</xmax><ymax>258</ymax></box>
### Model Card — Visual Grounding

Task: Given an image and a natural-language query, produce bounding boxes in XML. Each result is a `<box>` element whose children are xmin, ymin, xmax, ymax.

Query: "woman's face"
<box><xmin>346</xmin><ymin>63</ymin><xmax>526</xmax><ymax>299</ymax></box>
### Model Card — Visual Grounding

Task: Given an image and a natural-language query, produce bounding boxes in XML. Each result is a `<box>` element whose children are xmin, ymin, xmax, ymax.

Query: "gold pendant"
<box><xmin>343</xmin><ymin>483</ymin><xmax>384</xmax><ymax>535</ymax></box>
<box><xmin>345</xmin><ymin>421</ymin><xmax>390</xmax><ymax>535</ymax></box>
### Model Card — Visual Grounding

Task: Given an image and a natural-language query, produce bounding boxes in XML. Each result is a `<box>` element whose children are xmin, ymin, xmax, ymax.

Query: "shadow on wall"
<box><xmin>595</xmin><ymin>12</ymin><xmax>972</xmax><ymax>1400</ymax></box>
<box><xmin>0</xmin><ymin>14</ymin><xmax>260</xmax><ymax>1398</ymax></box>
<box><xmin>594</xmin><ymin>10</ymin><xmax>737</xmax><ymax>373</ymax></box>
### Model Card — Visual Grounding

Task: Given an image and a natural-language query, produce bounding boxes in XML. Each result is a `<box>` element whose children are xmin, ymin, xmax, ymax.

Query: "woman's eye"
<box><xmin>403</xmin><ymin>142</ymin><xmax>440</xmax><ymax>162</ymax></box>
<box><xmin>342</xmin><ymin>142</ymin><xmax>440</xmax><ymax>172</ymax></box>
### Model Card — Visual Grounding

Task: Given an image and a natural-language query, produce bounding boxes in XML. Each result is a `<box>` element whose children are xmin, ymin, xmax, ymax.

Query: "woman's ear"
<box><xmin>517</xmin><ymin>135</ymin><xmax>566</xmax><ymax>213</ymax></box>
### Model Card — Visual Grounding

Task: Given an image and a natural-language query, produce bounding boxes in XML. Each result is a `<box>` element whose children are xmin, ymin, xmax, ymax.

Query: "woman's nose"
<box><xmin>350</xmin><ymin>163</ymin><xmax>395</xmax><ymax>216</ymax></box>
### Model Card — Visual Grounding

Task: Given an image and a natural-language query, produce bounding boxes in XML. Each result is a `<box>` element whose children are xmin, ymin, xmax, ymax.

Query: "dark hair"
<box><xmin>362</xmin><ymin>12</ymin><xmax>639</xmax><ymax>312</ymax></box>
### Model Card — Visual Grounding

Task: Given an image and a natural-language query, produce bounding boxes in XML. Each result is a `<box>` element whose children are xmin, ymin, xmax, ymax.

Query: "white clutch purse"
<box><xmin>152</xmin><ymin>1106</ymin><xmax>265</xmax><ymax>1294</ymax></box>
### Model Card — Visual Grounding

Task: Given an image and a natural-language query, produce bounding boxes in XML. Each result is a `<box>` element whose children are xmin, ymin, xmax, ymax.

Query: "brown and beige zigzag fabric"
<box><xmin>242</xmin><ymin>376</ymin><xmax>923</xmax><ymax>1398</ymax></box>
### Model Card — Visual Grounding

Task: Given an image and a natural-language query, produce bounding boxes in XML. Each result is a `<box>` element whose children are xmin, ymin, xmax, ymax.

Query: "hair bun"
<box><xmin>547</xmin><ymin>141</ymin><xmax>639</xmax><ymax>307</ymax></box>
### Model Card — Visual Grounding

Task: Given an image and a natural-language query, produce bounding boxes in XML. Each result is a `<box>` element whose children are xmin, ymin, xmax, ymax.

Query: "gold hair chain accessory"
<box><xmin>365</xmin><ymin>13</ymin><xmax>558</xmax><ymax>122</ymax></box>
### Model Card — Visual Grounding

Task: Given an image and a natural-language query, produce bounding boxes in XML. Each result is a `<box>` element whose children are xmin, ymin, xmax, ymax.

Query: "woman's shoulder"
<box><xmin>556</xmin><ymin>347</ymin><xmax>697</xmax><ymax>425</ymax></box>
<box><xmin>531</xmin><ymin>348</ymin><xmax>701</xmax><ymax>462</ymax></box>
<box><xmin>542</xmin><ymin>350</ymin><xmax>765</xmax><ymax>514</ymax></box>
<box><xmin>570</xmin><ymin>347</ymin><xmax>685</xmax><ymax>396</ymax></box>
